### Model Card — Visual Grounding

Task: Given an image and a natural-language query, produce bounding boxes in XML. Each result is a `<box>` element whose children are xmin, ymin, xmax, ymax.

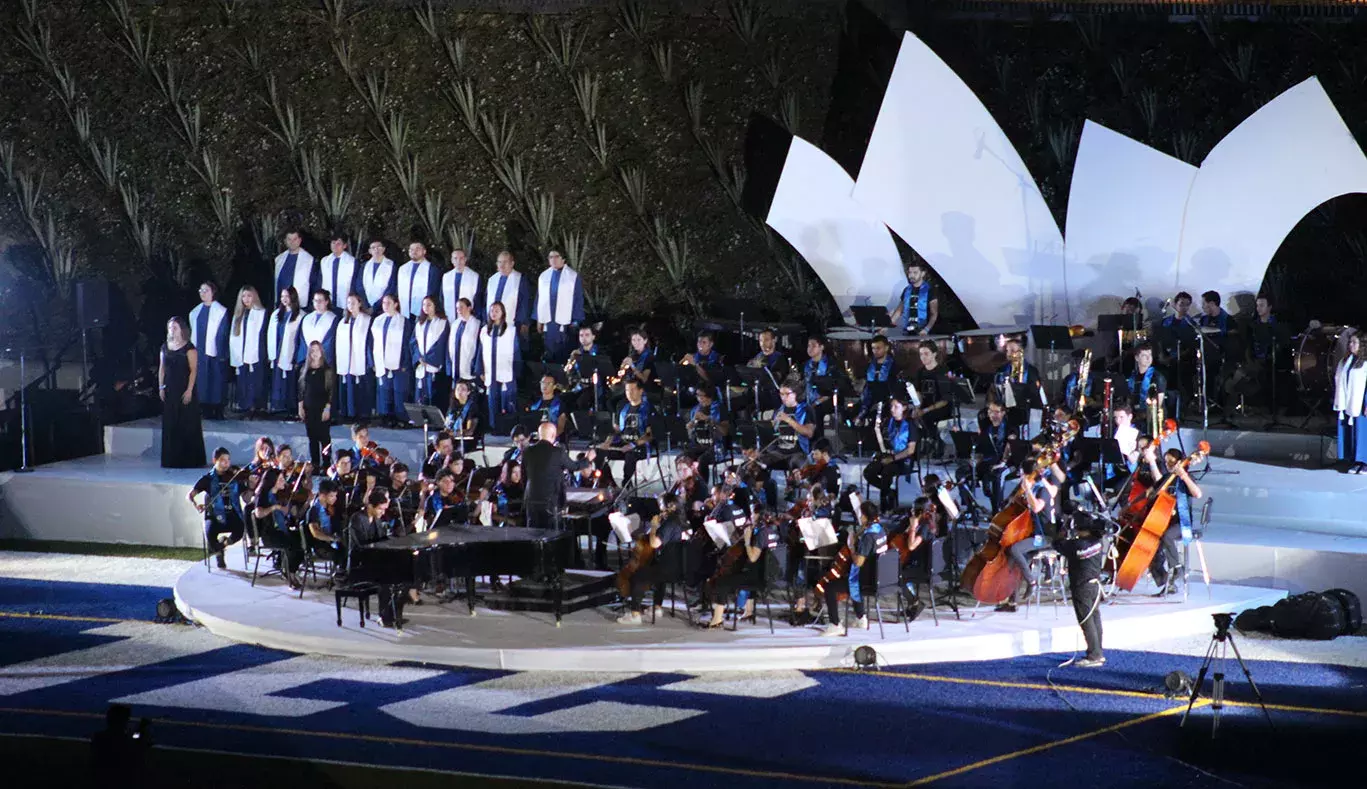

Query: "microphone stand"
<box><xmin>1183</xmin><ymin>315</ymin><xmax>1238</xmax><ymax>478</ymax></box>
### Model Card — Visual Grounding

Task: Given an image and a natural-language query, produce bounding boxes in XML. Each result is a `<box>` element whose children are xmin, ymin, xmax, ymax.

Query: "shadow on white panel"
<box><xmin>851</xmin><ymin>32</ymin><xmax>1064</xmax><ymax>327</ymax></box>
<box><xmin>1064</xmin><ymin>120</ymin><xmax>1197</xmax><ymax>322</ymax></box>
<box><xmin>1179</xmin><ymin>77</ymin><xmax>1367</xmax><ymax>314</ymax></box>
<box><xmin>766</xmin><ymin>136</ymin><xmax>903</xmax><ymax>321</ymax></box>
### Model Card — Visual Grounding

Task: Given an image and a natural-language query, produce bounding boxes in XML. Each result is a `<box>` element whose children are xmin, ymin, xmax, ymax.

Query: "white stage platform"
<box><xmin>173</xmin><ymin>551</ymin><xmax>1287</xmax><ymax>672</ymax></box>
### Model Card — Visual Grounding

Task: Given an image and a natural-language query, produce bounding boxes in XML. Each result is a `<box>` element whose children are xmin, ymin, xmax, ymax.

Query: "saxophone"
<box><xmin>1011</xmin><ymin>348</ymin><xmax>1025</xmax><ymax>385</ymax></box>
<box><xmin>563</xmin><ymin>348</ymin><xmax>583</xmax><ymax>389</ymax></box>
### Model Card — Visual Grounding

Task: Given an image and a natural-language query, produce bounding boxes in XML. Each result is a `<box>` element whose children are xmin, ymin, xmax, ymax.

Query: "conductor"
<box><xmin>521</xmin><ymin>422</ymin><xmax>577</xmax><ymax>530</ymax></box>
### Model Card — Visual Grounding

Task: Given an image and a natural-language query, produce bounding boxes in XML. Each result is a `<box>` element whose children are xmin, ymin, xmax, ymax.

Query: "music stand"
<box><xmin>1262</xmin><ymin>321</ymin><xmax>1293</xmax><ymax>432</ymax></box>
<box><xmin>733</xmin><ymin>364</ymin><xmax>773</xmax><ymax>416</ymax></box>
<box><xmin>1097</xmin><ymin>314</ymin><xmax>1129</xmax><ymax>371</ymax></box>
<box><xmin>850</xmin><ymin>305</ymin><xmax>893</xmax><ymax>335</ymax></box>
<box><xmin>1072</xmin><ymin>437</ymin><xmax>1124</xmax><ymax>494</ymax></box>
<box><xmin>950</xmin><ymin>377</ymin><xmax>976</xmax><ymax>425</ymax></box>
<box><xmin>404</xmin><ymin>403</ymin><xmax>447</xmax><ymax>461</ymax></box>
<box><xmin>1030</xmin><ymin>325</ymin><xmax>1074</xmax><ymax>354</ymax></box>
<box><xmin>582</xmin><ymin>356</ymin><xmax>617</xmax><ymax>413</ymax></box>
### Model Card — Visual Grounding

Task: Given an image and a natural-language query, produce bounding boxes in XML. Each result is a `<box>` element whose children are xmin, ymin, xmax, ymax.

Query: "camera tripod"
<box><xmin>1180</xmin><ymin>612</ymin><xmax>1274</xmax><ymax>738</ymax></box>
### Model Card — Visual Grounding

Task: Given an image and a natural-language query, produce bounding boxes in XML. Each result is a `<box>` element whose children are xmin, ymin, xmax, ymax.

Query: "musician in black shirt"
<box><xmin>617</xmin><ymin>493</ymin><xmax>686</xmax><ymax>625</ymax></box>
<box><xmin>912</xmin><ymin>341</ymin><xmax>953</xmax><ymax>456</ymax></box>
<box><xmin>348</xmin><ymin>490</ymin><xmax>406</xmax><ymax>628</ymax></box>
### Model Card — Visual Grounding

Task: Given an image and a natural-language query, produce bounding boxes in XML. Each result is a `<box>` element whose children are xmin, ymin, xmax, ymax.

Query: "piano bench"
<box><xmin>335</xmin><ymin>583</ymin><xmax>378</xmax><ymax>628</ymax></box>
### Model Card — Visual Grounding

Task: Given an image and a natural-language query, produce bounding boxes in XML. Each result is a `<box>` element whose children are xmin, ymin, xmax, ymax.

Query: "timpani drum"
<box><xmin>1293</xmin><ymin>325</ymin><xmax>1352</xmax><ymax>395</ymax></box>
<box><xmin>954</xmin><ymin>327</ymin><xmax>1029</xmax><ymax>376</ymax></box>
<box><xmin>826</xmin><ymin>328</ymin><xmax>874</xmax><ymax>378</ymax></box>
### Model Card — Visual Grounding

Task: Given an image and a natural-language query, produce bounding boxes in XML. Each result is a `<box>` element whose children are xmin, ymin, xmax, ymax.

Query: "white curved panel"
<box><xmin>766</xmin><ymin>136</ymin><xmax>903</xmax><ymax>322</ymax></box>
<box><xmin>851</xmin><ymin>32</ymin><xmax>1064</xmax><ymax>327</ymax></box>
<box><xmin>1064</xmin><ymin>121</ymin><xmax>1198</xmax><ymax>322</ymax></box>
<box><xmin>1179</xmin><ymin>77</ymin><xmax>1367</xmax><ymax>314</ymax></box>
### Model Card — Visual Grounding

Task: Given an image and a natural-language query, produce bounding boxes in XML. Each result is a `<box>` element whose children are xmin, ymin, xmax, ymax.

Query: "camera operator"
<box><xmin>1054</xmin><ymin>509</ymin><xmax>1112</xmax><ymax>668</ymax></box>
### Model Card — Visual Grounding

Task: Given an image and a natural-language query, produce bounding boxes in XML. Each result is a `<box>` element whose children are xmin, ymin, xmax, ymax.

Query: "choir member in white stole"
<box><xmin>534</xmin><ymin>249</ymin><xmax>584</xmax><ymax>364</ymax></box>
<box><xmin>442</xmin><ymin>247</ymin><xmax>482</xmax><ymax>321</ymax></box>
<box><xmin>229</xmin><ymin>286</ymin><xmax>270</xmax><ymax>415</ymax></box>
<box><xmin>478</xmin><ymin>301</ymin><xmax>521</xmax><ymax>434</ymax></box>
<box><xmin>266</xmin><ymin>286</ymin><xmax>304</xmax><ymax>415</ymax></box>
<box><xmin>411</xmin><ymin>295</ymin><xmax>450</xmax><ymax>407</ymax></box>
<box><xmin>396</xmin><ymin>241</ymin><xmax>441</xmax><ymax>320</ymax></box>
<box><xmin>297</xmin><ymin>289</ymin><xmax>339</xmax><ymax>368</ymax></box>
<box><xmin>273</xmin><ymin>230</ymin><xmax>317</xmax><ymax>307</ymax></box>
<box><xmin>189</xmin><ymin>281</ymin><xmax>230</xmax><ymax>419</ymax></box>
<box><xmin>447</xmin><ymin>297</ymin><xmax>481</xmax><ymax>385</ymax></box>
<box><xmin>359</xmin><ymin>239</ymin><xmax>397</xmax><ymax>313</ymax></box>
<box><xmin>485</xmin><ymin>251</ymin><xmax>532</xmax><ymax>338</ymax></box>
<box><xmin>371</xmin><ymin>293</ymin><xmax>413</xmax><ymax>425</ymax></box>
<box><xmin>335</xmin><ymin>293</ymin><xmax>374</xmax><ymax>420</ymax></box>
<box><xmin>319</xmin><ymin>233</ymin><xmax>359</xmax><ymax>313</ymax></box>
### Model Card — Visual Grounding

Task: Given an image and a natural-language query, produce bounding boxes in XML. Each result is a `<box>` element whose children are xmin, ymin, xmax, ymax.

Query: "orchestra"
<box><xmin>170</xmin><ymin>240</ymin><xmax>1357</xmax><ymax>671</ymax></box>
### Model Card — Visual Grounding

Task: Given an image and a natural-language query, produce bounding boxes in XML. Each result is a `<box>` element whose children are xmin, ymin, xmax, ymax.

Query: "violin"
<box><xmin>788</xmin><ymin>458</ymin><xmax>828</xmax><ymax>485</ymax></box>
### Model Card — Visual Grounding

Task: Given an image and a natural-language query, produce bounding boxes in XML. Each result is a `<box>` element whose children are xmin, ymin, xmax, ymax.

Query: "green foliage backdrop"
<box><xmin>2</xmin><ymin>0</ymin><xmax>1367</xmax><ymax>363</ymax></box>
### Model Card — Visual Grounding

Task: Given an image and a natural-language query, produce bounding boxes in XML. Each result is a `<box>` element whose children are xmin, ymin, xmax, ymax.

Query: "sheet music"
<box><xmin>608</xmin><ymin>512</ymin><xmax>638</xmax><ymax>544</ymax></box>
<box><xmin>703</xmin><ymin>519</ymin><xmax>732</xmax><ymax>547</ymax></box>
<box><xmin>935</xmin><ymin>487</ymin><xmax>961</xmax><ymax>522</ymax></box>
<box><xmin>565</xmin><ymin>489</ymin><xmax>606</xmax><ymax>504</ymax></box>
<box><xmin>796</xmin><ymin>517</ymin><xmax>837</xmax><ymax>551</ymax></box>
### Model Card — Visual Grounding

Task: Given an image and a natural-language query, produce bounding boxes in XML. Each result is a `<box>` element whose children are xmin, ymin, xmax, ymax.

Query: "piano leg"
<box><xmin>466</xmin><ymin>575</ymin><xmax>477</xmax><ymax>615</ymax></box>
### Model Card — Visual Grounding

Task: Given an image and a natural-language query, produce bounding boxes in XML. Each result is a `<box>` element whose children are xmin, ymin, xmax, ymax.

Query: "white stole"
<box><xmin>486</xmin><ymin>270</ymin><xmax>523</xmax><ymax>321</ymax></box>
<box><xmin>229</xmin><ymin>307</ymin><xmax>268</xmax><ymax>368</ymax></box>
<box><xmin>442</xmin><ymin>268</ymin><xmax>480</xmax><ymax>316</ymax></box>
<box><xmin>189</xmin><ymin>301</ymin><xmax>227</xmax><ymax>358</ymax></box>
<box><xmin>480</xmin><ymin>325</ymin><xmax>515</xmax><ymax>385</ymax></box>
<box><xmin>396</xmin><ymin>260</ymin><xmax>433</xmax><ymax>318</ymax></box>
<box><xmin>1333</xmin><ymin>357</ymin><xmax>1367</xmax><ymax>421</ymax></box>
<box><xmin>300</xmin><ymin>310</ymin><xmax>338</xmax><ymax>350</ymax></box>
<box><xmin>320</xmin><ymin>252</ymin><xmax>356</xmax><ymax>301</ymax></box>
<box><xmin>336</xmin><ymin>314</ymin><xmax>372</xmax><ymax>377</ymax></box>
<box><xmin>371</xmin><ymin>313</ymin><xmax>407</xmax><ymax>377</ymax></box>
<box><xmin>266</xmin><ymin>309</ymin><xmax>303</xmax><ymax>371</ymax></box>
<box><xmin>415</xmin><ymin>317</ymin><xmax>448</xmax><ymax>379</ymax></box>
<box><xmin>536</xmin><ymin>266</ymin><xmax>578</xmax><ymax>325</ymax></box>
<box><xmin>361</xmin><ymin>258</ymin><xmax>395</xmax><ymax>307</ymax></box>
<box><xmin>274</xmin><ymin>249</ymin><xmax>315</xmax><ymax>300</ymax></box>
<box><xmin>449</xmin><ymin>316</ymin><xmax>481</xmax><ymax>380</ymax></box>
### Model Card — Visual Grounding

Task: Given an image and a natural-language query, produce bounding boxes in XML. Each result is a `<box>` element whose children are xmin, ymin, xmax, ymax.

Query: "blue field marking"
<box><xmin>0</xmin><ymin>576</ymin><xmax>170</xmax><ymax>621</ymax></box>
<box><xmin>2</xmin><ymin>576</ymin><xmax>1364</xmax><ymax>789</ymax></box>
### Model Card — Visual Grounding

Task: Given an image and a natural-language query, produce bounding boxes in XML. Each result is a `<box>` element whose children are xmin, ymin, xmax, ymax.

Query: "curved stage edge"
<box><xmin>175</xmin><ymin>558</ymin><xmax>1287</xmax><ymax>673</ymax></box>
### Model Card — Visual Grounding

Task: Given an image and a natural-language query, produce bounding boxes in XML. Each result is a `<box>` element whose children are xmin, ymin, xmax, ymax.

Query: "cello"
<box><xmin>961</xmin><ymin>421</ymin><xmax>1078</xmax><ymax>604</ymax></box>
<box><xmin>813</xmin><ymin>492</ymin><xmax>865</xmax><ymax>596</ymax></box>
<box><xmin>1114</xmin><ymin>441</ymin><xmax>1209</xmax><ymax>591</ymax></box>
<box><xmin>615</xmin><ymin>499</ymin><xmax>672</xmax><ymax>599</ymax></box>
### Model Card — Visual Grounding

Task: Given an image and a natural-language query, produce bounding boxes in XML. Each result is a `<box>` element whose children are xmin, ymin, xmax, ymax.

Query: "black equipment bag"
<box><xmin>1268</xmin><ymin>592</ymin><xmax>1344</xmax><ymax>641</ymax></box>
<box><xmin>1235</xmin><ymin>605</ymin><xmax>1273</xmax><ymax>634</ymax></box>
<box><xmin>1322</xmin><ymin>588</ymin><xmax>1362</xmax><ymax>636</ymax></box>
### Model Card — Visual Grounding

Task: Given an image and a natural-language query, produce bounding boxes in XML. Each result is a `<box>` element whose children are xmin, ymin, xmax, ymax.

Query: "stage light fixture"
<box><xmin>1164</xmin><ymin>670</ymin><xmax>1194</xmax><ymax>699</ymax></box>
<box><xmin>154</xmin><ymin>598</ymin><xmax>178</xmax><ymax>623</ymax></box>
<box><xmin>854</xmin><ymin>645</ymin><xmax>878</xmax><ymax>669</ymax></box>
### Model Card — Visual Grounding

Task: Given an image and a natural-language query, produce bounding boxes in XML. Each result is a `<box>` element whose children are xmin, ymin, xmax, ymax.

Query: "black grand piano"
<box><xmin>353</xmin><ymin>525</ymin><xmax>575</xmax><ymax>622</ymax></box>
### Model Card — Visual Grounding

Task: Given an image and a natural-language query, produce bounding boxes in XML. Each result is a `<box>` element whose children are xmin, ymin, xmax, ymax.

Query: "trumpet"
<box><xmin>610</xmin><ymin>356</ymin><xmax>635</xmax><ymax>386</ymax></box>
<box><xmin>747</xmin><ymin>351</ymin><xmax>766</xmax><ymax>368</ymax></box>
<box><xmin>1010</xmin><ymin>349</ymin><xmax>1025</xmax><ymax>385</ymax></box>
<box><xmin>1147</xmin><ymin>383</ymin><xmax>1165</xmax><ymax>441</ymax></box>
<box><xmin>1074</xmin><ymin>349</ymin><xmax>1092</xmax><ymax>412</ymax></box>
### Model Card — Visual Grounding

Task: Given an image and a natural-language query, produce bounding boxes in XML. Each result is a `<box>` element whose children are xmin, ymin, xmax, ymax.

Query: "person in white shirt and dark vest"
<box><xmin>535</xmin><ymin>249</ymin><xmax>584</xmax><ymax>364</ymax></box>
<box><xmin>442</xmin><ymin>247</ymin><xmax>482</xmax><ymax>321</ymax></box>
<box><xmin>266</xmin><ymin>286</ymin><xmax>304</xmax><ymax>415</ymax></box>
<box><xmin>297</xmin><ymin>289</ymin><xmax>339</xmax><ymax>368</ymax></box>
<box><xmin>411</xmin><ymin>295</ymin><xmax>450</xmax><ymax>408</ymax></box>
<box><xmin>447</xmin><ymin>297</ymin><xmax>481</xmax><ymax>385</ymax></box>
<box><xmin>229</xmin><ymin>286</ymin><xmax>269</xmax><ymax>416</ymax></box>
<box><xmin>189</xmin><ymin>281</ymin><xmax>230</xmax><ymax>419</ymax></box>
<box><xmin>478</xmin><ymin>301</ymin><xmax>521</xmax><ymax>434</ymax></box>
<box><xmin>396</xmin><ymin>241</ymin><xmax>440</xmax><ymax>320</ymax></box>
<box><xmin>371</xmin><ymin>293</ymin><xmax>413</xmax><ymax>426</ymax></box>
<box><xmin>1333</xmin><ymin>332</ymin><xmax>1367</xmax><ymax>474</ymax></box>
<box><xmin>318</xmin><ymin>233</ymin><xmax>359</xmax><ymax>312</ymax></box>
<box><xmin>486</xmin><ymin>250</ymin><xmax>533</xmax><ymax>339</ymax></box>
<box><xmin>273</xmin><ymin>230</ymin><xmax>317</xmax><ymax>308</ymax></box>
<box><xmin>335</xmin><ymin>292</ymin><xmax>374</xmax><ymax>420</ymax></box>
<box><xmin>359</xmin><ymin>239</ymin><xmax>397</xmax><ymax>313</ymax></box>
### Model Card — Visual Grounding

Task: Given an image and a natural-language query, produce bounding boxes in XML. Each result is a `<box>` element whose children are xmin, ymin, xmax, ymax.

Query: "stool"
<box><xmin>334</xmin><ymin>583</ymin><xmax>378</xmax><ymax>627</ymax></box>
<box><xmin>1024</xmin><ymin>549</ymin><xmax>1067</xmax><ymax>619</ymax></box>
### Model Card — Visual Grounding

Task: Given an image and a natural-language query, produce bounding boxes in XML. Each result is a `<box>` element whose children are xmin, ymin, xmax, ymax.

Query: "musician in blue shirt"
<box><xmin>887</xmin><ymin>260</ymin><xmax>939</xmax><ymax>335</ymax></box>
<box><xmin>568</xmin><ymin>325</ymin><xmax>607</xmax><ymax>411</ymax></box>
<box><xmin>802</xmin><ymin>337</ymin><xmax>835</xmax><ymax>415</ymax></box>
<box><xmin>821</xmin><ymin>501</ymin><xmax>887</xmax><ymax>637</ymax></box>
<box><xmin>683</xmin><ymin>386</ymin><xmax>726</xmax><ymax>480</ymax></box>
<box><xmin>858</xmin><ymin>335</ymin><xmax>898</xmax><ymax>422</ymax></box>
<box><xmin>862</xmin><ymin>397</ymin><xmax>918</xmax><ymax>511</ymax></box>
<box><xmin>997</xmin><ymin>457</ymin><xmax>1064</xmax><ymax>613</ymax></box>
<box><xmin>760</xmin><ymin>384</ymin><xmax>815</xmax><ymax>473</ymax></box>
<box><xmin>1143</xmin><ymin>446</ymin><xmax>1204</xmax><ymax>595</ymax></box>
<box><xmin>599</xmin><ymin>379</ymin><xmax>653</xmax><ymax>485</ymax></box>
<box><xmin>678</xmin><ymin>330</ymin><xmax>724</xmax><ymax>406</ymax></box>
<box><xmin>252</xmin><ymin>468</ymin><xmax>303</xmax><ymax>579</ymax></box>
<box><xmin>1127</xmin><ymin>343</ymin><xmax>1168</xmax><ymax>421</ymax></box>
<box><xmin>526</xmin><ymin>373</ymin><xmax>567</xmax><ymax>435</ymax></box>
<box><xmin>305</xmin><ymin>479</ymin><xmax>344</xmax><ymax>567</ymax></box>
<box><xmin>188</xmin><ymin>448</ymin><xmax>247</xmax><ymax>569</ymax></box>
<box><xmin>446</xmin><ymin>378</ymin><xmax>484</xmax><ymax>454</ymax></box>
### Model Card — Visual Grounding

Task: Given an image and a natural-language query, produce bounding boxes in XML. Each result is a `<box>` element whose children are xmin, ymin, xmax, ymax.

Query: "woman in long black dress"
<box><xmin>161</xmin><ymin>316</ymin><xmax>206</xmax><ymax>468</ymax></box>
<box><xmin>297</xmin><ymin>340</ymin><xmax>336</xmax><ymax>470</ymax></box>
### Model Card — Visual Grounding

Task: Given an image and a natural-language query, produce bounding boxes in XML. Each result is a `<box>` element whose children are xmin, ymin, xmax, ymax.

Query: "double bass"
<box><xmin>813</xmin><ymin>492</ymin><xmax>864</xmax><ymax>596</ymax></box>
<box><xmin>960</xmin><ymin>420</ymin><xmax>1078</xmax><ymax>604</ymax></box>
<box><xmin>1113</xmin><ymin>441</ymin><xmax>1209</xmax><ymax>591</ymax></box>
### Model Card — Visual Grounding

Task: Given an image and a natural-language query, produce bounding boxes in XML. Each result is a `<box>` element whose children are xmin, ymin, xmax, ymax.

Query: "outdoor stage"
<box><xmin>0</xmin><ymin>416</ymin><xmax>1363</xmax><ymax>671</ymax></box>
